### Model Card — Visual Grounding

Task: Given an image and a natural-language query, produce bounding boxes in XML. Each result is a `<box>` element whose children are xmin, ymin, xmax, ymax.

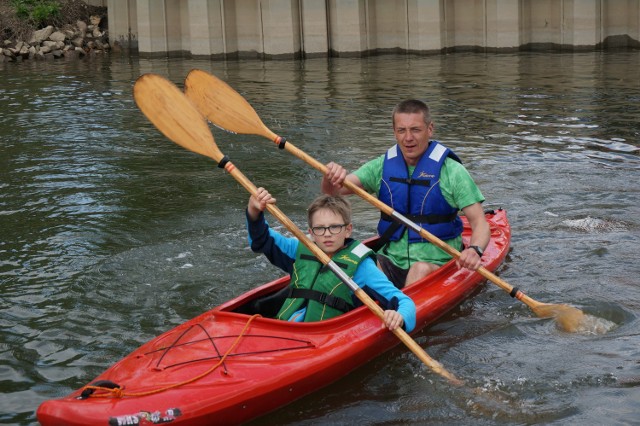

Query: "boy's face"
<box><xmin>308</xmin><ymin>208</ymin><xmax>352</xmax><ymax>256</ymax></box>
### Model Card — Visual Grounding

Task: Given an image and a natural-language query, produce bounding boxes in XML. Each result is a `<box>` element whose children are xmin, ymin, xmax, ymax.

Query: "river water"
<box><xmin>1</xmin><ymin>51</ymin><xmax>639</xmax><ymax>425</ymax></box>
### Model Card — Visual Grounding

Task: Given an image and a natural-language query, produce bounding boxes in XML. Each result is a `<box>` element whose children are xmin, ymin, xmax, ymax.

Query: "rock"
<box><xmin>30</xmin><ymin>26</ymin><xmax>55</xmax><ymax>44</ymax></box>
<box><xmin>49</xmin><ymin>31</ymin><xmax>67</xmax><ymax>42</ymax></box>
<box><xmin>5</xmin><ymin>14</ymin><xmax>110</xmax><ymax>63</ymax></box>
<box><xmin>64</xmin><ymin>49</ymin><xmax>81</xmax><ymax>59</ymax></box>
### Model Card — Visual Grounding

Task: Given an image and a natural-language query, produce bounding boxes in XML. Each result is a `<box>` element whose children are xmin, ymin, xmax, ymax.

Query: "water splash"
<box><xmin>573</xmin><ymin>314</ymin><xmax>617</xmax><ymax>335</ymax></box>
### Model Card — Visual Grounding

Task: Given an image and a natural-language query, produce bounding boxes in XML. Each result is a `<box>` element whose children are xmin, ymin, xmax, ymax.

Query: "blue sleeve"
<box><xmin>246</xmin><ymin>209</ymin><xmax>298</xmax><ymax>275</ymax></box>
<box><xmin>352</xmin><ymin>258</ymin><xmax>417</xmax><ymax>332</ymax></box>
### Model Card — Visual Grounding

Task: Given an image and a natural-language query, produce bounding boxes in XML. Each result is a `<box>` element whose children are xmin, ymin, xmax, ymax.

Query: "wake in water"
<box><xmin>560</xmin><ymin>216</ymin><xmax>626</xmax><ymax>232</ymax></box>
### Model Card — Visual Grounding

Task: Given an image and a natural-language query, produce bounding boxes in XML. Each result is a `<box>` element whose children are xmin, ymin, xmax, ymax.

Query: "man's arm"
<box><xmin>456</xmin><ymin>202</ymin><xmax>490</xmax><ymax>271</ymax></box>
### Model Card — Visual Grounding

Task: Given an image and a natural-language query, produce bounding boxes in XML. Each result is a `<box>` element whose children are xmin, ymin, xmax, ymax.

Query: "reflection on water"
<box><xmin>1</xmin><ymin>51</ymin><xmax>639</xmax><ymax>425</ymax></box>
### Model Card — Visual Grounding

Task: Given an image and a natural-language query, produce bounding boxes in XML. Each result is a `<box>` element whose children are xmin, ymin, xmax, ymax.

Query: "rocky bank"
<box><xmin>0</xmin><ymin>1</ymin><xmax>109</xmax><ymax>62</ymax></box>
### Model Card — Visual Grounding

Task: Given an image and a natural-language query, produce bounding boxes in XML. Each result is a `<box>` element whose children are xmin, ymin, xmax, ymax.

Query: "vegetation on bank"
<box><xmin>0</xmin><ymin>0</ymin><xmax>105</xmax><ymax>43</ymax></box>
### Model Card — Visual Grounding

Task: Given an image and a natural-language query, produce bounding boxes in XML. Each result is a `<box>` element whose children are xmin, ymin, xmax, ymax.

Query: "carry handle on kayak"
<box><xmin>182</xmin><ymin>69</ymin><xmax>587</xmax><ymax>333</ymax></box>
<box><xmin>133</xmin><ymin>73</ymin><xmax>463</xmax><ymax>387</ymax></box>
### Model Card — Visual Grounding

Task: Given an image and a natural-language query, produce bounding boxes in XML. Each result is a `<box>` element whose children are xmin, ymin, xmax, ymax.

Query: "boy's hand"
<box><xmin>247</xmin><ymin>187</ymin><xmax>276</xmax><ymax>220</ymax></box>
<box><xmin>382</xmin><ymin>309</ymin><xmax>404</xmax><ymax>331</ymax></box>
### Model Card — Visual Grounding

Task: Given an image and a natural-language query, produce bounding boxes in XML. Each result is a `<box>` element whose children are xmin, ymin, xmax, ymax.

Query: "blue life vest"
<box><xmin>377</xmin><ymin>141</ymin><xmax>463</xmax><ymax>243</ymax></box>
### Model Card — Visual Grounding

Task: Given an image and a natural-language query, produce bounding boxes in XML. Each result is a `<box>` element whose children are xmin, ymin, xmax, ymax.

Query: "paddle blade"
<box><xmin>133</xmin><ymin>73</ymin><xmax>223</xmax><ymax>163</ymax></box>
<box><xmin>532</xmin><ymin>303</ymin><xmax>586</xmax><ymax>332</ymax></box>
<box><xmin>184</xmin><ymin>69</ymin><xmax>277</xmax><ymax>140</ymax></box>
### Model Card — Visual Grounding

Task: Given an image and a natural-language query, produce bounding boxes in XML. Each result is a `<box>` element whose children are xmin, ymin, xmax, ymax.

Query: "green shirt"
<box><xmin>353</xmin><ymin>152</ymin><xmax>485</xmax><ymax>269</ymax></box>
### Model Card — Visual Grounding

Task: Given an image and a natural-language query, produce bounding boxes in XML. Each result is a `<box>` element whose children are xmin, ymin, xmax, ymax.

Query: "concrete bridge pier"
<box><xmin>105</xmin><ymin>0</ymin><xmax>640</xmax><ymax>58</ymax></box>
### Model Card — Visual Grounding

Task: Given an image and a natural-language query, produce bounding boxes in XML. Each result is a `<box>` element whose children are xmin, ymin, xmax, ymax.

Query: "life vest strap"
<box><xmin>379</xmin><ymin>211</ymin><xmax>458</xmax><ymax>225</ymax></box>
<box><xmin>374</xmin><ymin>211</ymin><xmax>459</xmax><ymax>251</ymax></box>
<box><xmin>389</xmin><ymin>176</ymin><xmax>431</xmax><ymax>186</ymax></box>
<box><xmin>287</xmin><ymin>287</ymin><xmax>355</xmax><ymax>313</ymax></box>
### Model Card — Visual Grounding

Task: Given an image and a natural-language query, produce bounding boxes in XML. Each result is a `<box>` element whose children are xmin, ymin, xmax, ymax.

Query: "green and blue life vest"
<box><xmin>276</xmin><ymin>239</ymin><xmax>375</xmax><ymax>322</ymax></box>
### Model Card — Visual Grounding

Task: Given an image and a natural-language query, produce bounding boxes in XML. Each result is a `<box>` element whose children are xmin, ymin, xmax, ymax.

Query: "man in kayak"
<box><xmin>321</xmin><ymin>99</ymin><xmax>490</xmax><ymax>288</ymax></box>
<box><xmin>246</xmin><ymin>189</ymin><xmax>416</xmax><ymax>332</ymax></box>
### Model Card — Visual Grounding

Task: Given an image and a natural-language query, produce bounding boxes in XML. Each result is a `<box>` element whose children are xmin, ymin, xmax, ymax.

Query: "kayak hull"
<box><xmin>37</xmin><ymin>209</ymin><xmax>511</xmax><ymax>426</ymax></box>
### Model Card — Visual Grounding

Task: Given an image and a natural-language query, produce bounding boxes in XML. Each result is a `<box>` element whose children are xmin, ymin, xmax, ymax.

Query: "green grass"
<box><xmin>11</xmin><ymin>0</ymin><xmax>60</xmax><ymax>28</ymax></box>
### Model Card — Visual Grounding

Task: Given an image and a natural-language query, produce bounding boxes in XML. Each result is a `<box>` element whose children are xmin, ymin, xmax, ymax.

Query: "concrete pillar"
<box><xmin>521</xmin><ymin>0</ymin><xmax>563</xmax><ymax>46</ymax></box>
<box><xmin>300</xmin><ymin>0</ymin><xmax>329</xmax><ymax>55</ymax></box>
<box><xmin>229</xmin><ymin>0</ymin><xmax>262</xmax><ymax>57</ymax></box>
<box><xmin>136</xmin><ymin>0</ymin><xmax>168</xmax><ymax>53</ymax></box>
<box><xmin>486</xmin><ymin>0</ymin><xmax>521</xmax><ymax>49</ymax></box>
<box><xmin>446</xmin><ymin>0</ymin><xmax>485</xmax><ymax>48</ymax></box>
<box><xmin>260</xmin><ymin>0</ymin><xmax>301</xmax><ymax>57</ymax></box>
<box><xmin>176</xmin><ymin>0</ymin><xmax>191</xmax><ymax>53</ymax></box>
<box><xmin>134</xmin><ymin>0</ymin><xmax>183</xmax><ymax>54</ymax></box>
<box><xmin>187</xmin><ymin>0</ymin><xmax>225</xmax><ymax>56</ymax></box>
<box><xmin>602</xmin><ymin>0</ymin><xmax>640</xmax><ymax>47</ymax></box>
<box><xmin>328</xmin><ymin>0</ymin><xmax>367</xmax><ymax>55</ymax></box>
<box><xmin>107</xmin><ymin>0</ymin><xmax>137</xmax><ymax>50</ymax></box>
<box><xmin>105</xmin><ymin>0</ymin><xmax>640</xmax><ymax>56</ymax></box>
<box><xmin>407</xmin><ymin>0</ymin><xmax>446</xmax><ymax>52</ymax></box>
<box><xmin>366</xmin><ymin>0</ymin><xmax>408</xmax><ymax>51</ymax></box>
<box><xmin>562</xmin><ymin>0</ymin><xmax>601</xmax><ymax>47</ymax></box>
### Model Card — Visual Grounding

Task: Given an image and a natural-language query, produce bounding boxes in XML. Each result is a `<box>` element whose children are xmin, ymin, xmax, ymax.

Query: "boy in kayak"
<box><xmin>246</xmin><ymin>189</ymin><xmax>416</xmax><ymax>332</ymax></box>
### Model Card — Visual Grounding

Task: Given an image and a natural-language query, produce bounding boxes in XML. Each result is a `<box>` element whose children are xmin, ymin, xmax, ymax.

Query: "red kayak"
<box><xmin>37</xmin><ymin>209</ymin><xmax>511</xmax><ymax>426</ymax></box>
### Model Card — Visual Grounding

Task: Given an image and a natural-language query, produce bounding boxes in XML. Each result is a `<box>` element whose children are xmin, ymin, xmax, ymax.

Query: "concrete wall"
<box><xmin>106</xmin><ymin>0</ymin><xmax>640</xmax><ymax>57</ymax></box>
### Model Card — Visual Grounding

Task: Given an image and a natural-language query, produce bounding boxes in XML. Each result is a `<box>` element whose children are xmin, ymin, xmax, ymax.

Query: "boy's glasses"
<box><xmin>310</xmin><ymin>224</ymin><xmax>347</xmax><ymax>236</ymax></box>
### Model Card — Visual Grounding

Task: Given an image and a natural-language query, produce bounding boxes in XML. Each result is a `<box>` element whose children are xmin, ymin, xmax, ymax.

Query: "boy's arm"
<box><xmin>353</xmin><ymin>258</ymin><xmax>417</xmax><ymax>332</ymax></box>
<box><xmin>246</xmin><ymin>209</ymin><xmax>298</xmax><ymax>274</ymax></box>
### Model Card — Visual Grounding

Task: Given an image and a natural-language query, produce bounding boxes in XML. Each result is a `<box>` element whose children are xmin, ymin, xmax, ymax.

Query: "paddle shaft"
<box><xmin>135</xmin><ymin>73</ymin><xmax>462</xmax><ymax>385</ymax></box>
<box><xmin>221</xmin><ymin>160</ymin><xmax>462</xmax><ymax>385</ymax></box>
<box><xmin>255</xmin><ymin>132</ymin><xmax>542</xmax><ymax>311</ymax></box>
<box><xmin>182</xmin><ymin>69</ymin><xmax>545</xmax><ymax>311</ymax></box>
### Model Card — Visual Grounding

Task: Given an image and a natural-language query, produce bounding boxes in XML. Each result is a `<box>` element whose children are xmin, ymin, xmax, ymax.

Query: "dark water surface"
<box><xmin>1</xmin><ymin>51</ymin><xmax>639</xmax><ymax>425</ymax></box>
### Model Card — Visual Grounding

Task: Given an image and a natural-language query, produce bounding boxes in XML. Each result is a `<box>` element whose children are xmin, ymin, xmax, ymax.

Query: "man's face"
<box><xmin>393</xmin><ymin>112</ymin><xmax>434</xmax><ymax>166</ymax></box>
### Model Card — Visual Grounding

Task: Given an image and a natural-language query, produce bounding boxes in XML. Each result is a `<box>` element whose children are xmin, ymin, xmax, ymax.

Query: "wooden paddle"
<box><xmin>133</xmin><ymin>73</ymin><xmax>463</xmax><ymax>386</ymax></box>
<box><xmin>183</xmin><ymin>68</ymin><xmax>587</xmax><ymax>333</ymax></box>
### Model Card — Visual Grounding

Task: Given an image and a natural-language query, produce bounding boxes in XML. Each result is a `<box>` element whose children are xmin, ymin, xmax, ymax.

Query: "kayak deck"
<box><xmin>37</xmin><ymin>209</ymin><xmax>510</xmax><ymax>426</ymax></box>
